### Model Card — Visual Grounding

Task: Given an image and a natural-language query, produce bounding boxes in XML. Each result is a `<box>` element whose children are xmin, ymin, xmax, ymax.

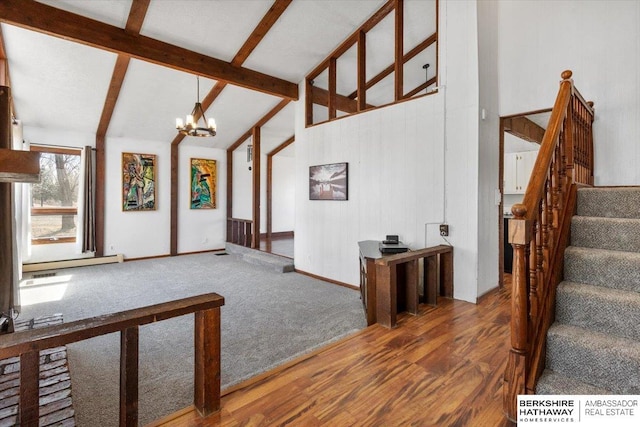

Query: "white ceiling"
<box><xmin>2</xmin><ymin>0</ymin><xmax>436</xmax><ymax>155</ymax></box>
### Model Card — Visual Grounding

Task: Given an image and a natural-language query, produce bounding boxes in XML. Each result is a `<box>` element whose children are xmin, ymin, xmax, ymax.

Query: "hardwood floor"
<box><xmin>153</xmin><ymin>280</ymin><xmax>515</xmax><ymax>427</ymax></box>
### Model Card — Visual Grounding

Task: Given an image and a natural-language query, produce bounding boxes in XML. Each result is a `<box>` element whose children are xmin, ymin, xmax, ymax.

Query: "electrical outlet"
<box><xmin>439</xmin><ymin>224</ymin><xmax>449</xmax><ymax>237</ymax></box>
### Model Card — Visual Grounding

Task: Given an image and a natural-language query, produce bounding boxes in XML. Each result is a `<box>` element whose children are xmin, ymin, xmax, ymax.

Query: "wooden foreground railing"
<box><xmin>0</xmin><ymin>293</ymin><xmax>225</xmax><ymax>427</ymax></box>
<box><xmin>503</xmin><ymin>70</ymin><xmax>594</xmax><ymax>421</ymax></box>
<box><xmin>226</xmin><ymin>218</ymin><xmax>253</xmax><ymax>247</ymax></box>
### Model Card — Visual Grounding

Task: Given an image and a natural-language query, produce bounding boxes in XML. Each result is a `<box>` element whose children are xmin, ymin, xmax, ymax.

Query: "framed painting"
<box><xmin>122</xmin><ymin>152</ymin><xmax>156</xmax><ymax>211</ymax></box>
<box><xmin>190</xmin><ymin>158</ymin><xmax>217</xmax><ymax>209</ymax></box>
<box><xmin>309</xmin><ymin>162</ymin><xmax>348</xmax><ymax>201</ymax></box>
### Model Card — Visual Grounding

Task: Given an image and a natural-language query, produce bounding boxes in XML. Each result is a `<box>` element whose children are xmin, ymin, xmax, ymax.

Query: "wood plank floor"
<box><xmin>153</xmin><ymin>280</ymin><xmax>515</xmax><ymax>427</ymax></box>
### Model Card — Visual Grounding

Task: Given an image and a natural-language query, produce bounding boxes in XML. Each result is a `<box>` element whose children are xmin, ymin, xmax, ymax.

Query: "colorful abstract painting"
<box><xmin>122</xmin><ymin>152</ymin><xmax>156</xmax><ymax>211</ymax></box>
<box><xmin>190</xmin><ymin>158</ymin><xmax>216</xmax><ymax>209</ymax></box>
<box><xmin>309</xmin><ymin>162</ymin><xmax>348</xmax><ymax>200</ymax></box>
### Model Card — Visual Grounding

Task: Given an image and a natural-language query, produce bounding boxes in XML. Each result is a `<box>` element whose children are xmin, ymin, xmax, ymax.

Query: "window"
<box><xmin>30</xmin><ymin>146</ymin><xmax>81</xmax><ymax>244</ymax></box>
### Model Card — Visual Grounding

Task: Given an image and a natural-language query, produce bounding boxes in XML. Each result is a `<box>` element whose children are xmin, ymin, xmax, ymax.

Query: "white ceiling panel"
<box><xmin>243</xmin><ymin>0</ymin><xmax>386</xmax><ymax>82</ymax></box>
<box><xmin>181</xmin><ymin>84</ymin><xmax>283</xmax><ymax>149</ymax></box>
<box><xmin>107</xmin><ymin>59</ymin><xmax>218</xmax><ymax>142</ymax></box>
<box><xmin>2</xmin><ymin>23</ymin><xmax>117</xmax><ymax>135</ymax></box>
<box><xmin>36</xmin><ymin>0</ymin><xmax>131</xmax><ymax>28</ymax></box>
<box><xmin>141</xmin><ymin>0</ymin><xmax>274</xmax><ymax>62</ymax></box>
<box><xmin>2</xmin><ymin>0</ymin><xmax>434</xmax><ymax>151</ymax></box>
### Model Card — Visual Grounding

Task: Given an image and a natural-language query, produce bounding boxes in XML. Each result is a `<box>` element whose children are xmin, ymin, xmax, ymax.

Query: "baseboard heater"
<box><xmin>22</xmin><ymin>254</ymin><xmax>124</xmax><ymax>272</ymax></box>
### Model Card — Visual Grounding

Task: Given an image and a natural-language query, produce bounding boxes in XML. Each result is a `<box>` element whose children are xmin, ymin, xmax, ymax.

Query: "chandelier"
<box><xmin>176</xmin><ymin>76</ymin><xmax>217</xmax><ymax>137</ymax></box>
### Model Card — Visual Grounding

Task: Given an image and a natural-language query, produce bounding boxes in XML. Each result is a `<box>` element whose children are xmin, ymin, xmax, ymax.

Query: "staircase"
<box><xmin>536</xmin><ymin>187</ymin><xmax>640</xmax><ymax>394</ymax></box>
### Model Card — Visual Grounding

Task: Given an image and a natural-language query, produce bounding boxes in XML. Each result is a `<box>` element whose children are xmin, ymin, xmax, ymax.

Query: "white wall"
<box><xmin>295</xmin><ymin>92</ymin><xmax>447</xmax><ymax>288</ymax></box>
<box><xmin>294</xmin><ymin>0</ymin><xmax>483</xmax><ymax>302</ymax></box>
<box><xmin>104</xmin><ymin>136</ymin><xmax>171</xmax><ymax>258</ymax></box>
<box><xmin>232</xmin><ymin>148</ymin><xmax>252</xmax><ymax>221</ymax></box>
<box><xmin>498</xmin><ymin>0</ymin><xmax>640</xmax><ymax>185</ymax></box>
<box><xmin>440</xmin><ymin>0</ymin><xmax>482</xmax><ymax>302</ymax></box>
<box><xmin>271</xmin><ymin>155</ymin><xmax>295</xmax><ymax>232</ymax></box>
<box><xmin>477</xmin><ymin>0</ymin><xmax>500</xmax><ymax>297</ymax></box>
<box><xmin>177</xmin><ymin>145</ymin><xmax>227</xmax><ymax>253</ymax></box>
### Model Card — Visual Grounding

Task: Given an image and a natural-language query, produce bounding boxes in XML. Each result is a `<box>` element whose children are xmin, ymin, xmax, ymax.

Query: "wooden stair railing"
<box><xmin>503</xmin><ymin>70</ymin><xmax>594</xmax><ymax>421</ymax></box>
<box><xmin>0</xmin><ymin>293</ymin><xmax>225</xmax><ymax>427</ymax></box>
<box><xmin>226</xmin><ymin>217</ymin><xmax>253</xmax><ymax>247</ymax></box>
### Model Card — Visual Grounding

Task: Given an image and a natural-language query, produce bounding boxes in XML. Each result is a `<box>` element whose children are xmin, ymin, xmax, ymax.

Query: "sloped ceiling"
<box><xmin>1</xmin><ymin>0</ymin><xmax>435</xmax><ymax>155</ymax></box>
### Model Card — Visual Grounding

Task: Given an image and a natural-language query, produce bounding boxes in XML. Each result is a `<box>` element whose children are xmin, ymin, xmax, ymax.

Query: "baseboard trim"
<box><xmin>23</xmin><ymin>254</ymin><xmax>124</xmax><ymax>272</ymax></box>
<box><xmin>294</xmin><ymin>269</ymin><xmax>359</xmax><ymax>291</ymax></box>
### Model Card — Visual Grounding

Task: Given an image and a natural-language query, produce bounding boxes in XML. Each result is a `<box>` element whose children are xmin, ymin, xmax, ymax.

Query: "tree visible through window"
<box><xmin>30</xmin><ymin>146</ymin><xmax>81</xmax><ymax>244</ymax></box>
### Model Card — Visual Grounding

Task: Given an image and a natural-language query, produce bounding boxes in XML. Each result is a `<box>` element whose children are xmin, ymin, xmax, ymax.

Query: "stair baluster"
<box><xmin>503</xmin><ymin>70</ymin><xmax>595</xmax><ymax>421</ymax></box>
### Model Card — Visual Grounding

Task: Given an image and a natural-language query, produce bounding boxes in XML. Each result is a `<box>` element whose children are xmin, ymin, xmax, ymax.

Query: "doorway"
<box><xmin>498</xmin><ymin>110</ymin><xmax>550</xmax><ymax>287</ymax></box>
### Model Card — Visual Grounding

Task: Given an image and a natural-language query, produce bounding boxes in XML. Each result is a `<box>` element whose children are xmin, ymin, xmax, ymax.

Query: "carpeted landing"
<box><xmin>18</xmin><ymin>251</ymin><xmax>366</xmax><ymax>426</ymax></box>
<box><xmin>536</xmin><ymin>186</ymin><xmax>640</xmax><ymax>394</ymax></box>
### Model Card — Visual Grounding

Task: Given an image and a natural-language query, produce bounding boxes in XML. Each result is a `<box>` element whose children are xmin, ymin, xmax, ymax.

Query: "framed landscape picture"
<box><xmin>190</xmin><ymin>158</ymin><xmax>216</xmax><ymax>209</ymax></box>
<box><xmin>309</xmin><ymin>162</ymin><xmax>348</xmax><ymax>201</ymax></box>
<box><xmin>122</xmin><ymin>152</ymin><xmax>156</xmax><ymax>211</ymax></box>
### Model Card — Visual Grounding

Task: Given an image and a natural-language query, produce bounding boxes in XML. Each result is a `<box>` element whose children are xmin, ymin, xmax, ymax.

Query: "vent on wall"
<box><xmin>32</xmin><ymin>272</ymin><xmax>57</xmax><ymax>279</ymax></box>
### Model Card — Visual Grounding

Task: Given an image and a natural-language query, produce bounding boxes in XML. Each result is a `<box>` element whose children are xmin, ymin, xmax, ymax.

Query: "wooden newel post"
<box><xmin>503</xmin><ymin>204</ymin><xmax>531</xmax><ymax>421</ymax></box>
<box><xmin>194</xmin><ymin>307</ymin><xmax>221</xmax><ymax>416</ymax></box>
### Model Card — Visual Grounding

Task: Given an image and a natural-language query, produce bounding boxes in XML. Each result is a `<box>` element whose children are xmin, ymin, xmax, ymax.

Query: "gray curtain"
<box><xmin>82</xmin><ymin>146</ymin><xmax>96</xmax><ymax>253</ymax></box>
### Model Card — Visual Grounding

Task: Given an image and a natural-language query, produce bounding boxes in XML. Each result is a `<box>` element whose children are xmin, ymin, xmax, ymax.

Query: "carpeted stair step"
<box><xmin>577</xmin><ymin>187</ymin><xmax>640</xmax><ymax>219</ymax></box>
<box><xmin>571</xmin><ymin>216</ymin><xmax>640</xmax><ymax>253</ymax></box>
<box><xmin>555</xmin><ymin>281</ymin><xmax>640</xmax><ymax>341</ymax></box>
<box><xmin>546</xmin><ymin>323</ymin><xmax>640</xmax><ymax>394</ymax></box>
<box><xmin>241</xmin><ymin>251</ymin><xmax>294</xmax><ymax>273</ymax></box>
<box><xmin>225</xmin><ymin>242</ymin><xmax>294</xmax><ymax>273</ymax></box>
<box><xmin>564</xmin><ymin>246</ymin><xmax>640</xmax><ymax>293</ymax></box>
<box><xmin>536</xmin><ymin>369</ymin><xmax>612</xmax><ymax>395</ymax></box>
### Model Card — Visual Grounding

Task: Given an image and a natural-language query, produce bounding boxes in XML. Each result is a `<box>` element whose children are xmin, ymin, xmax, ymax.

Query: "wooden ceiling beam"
<box><xmin>227</xmin><ymin>99</ymin><xmax>291</xmax><ymax>152</ymax></box>
<box><xmin>0</xmin><ymin>27</ymin><xmax>16</xmax><ymax>118</ymax></box>
<box><xmin>503</xmin><ymin>116</ymin><xmax>546</xmax><ymax>144</ymax></box>
<box><xmin>232</xmin><ymin>0</ymin><xmax>292</xmax><ymax>66</ymax></box>
<box><xmin>96</xmin><ymin>0</ymin><xmax>150</xmax><ymax>257</ymax></box>
<box><xmin>0</xmin><ymin>0</ymin><xmax>298</xmax><ymax>100</ymax></box>
<box><xmin>171</xmin><ymin>0</ymin><xmax>292</xmax><ymax>147</ymax></box>
<box><xmin>310</xmin><ymin>86</ymin><xmax>375</xmax><ymax>114</ymax></box>
<box><xmin>267</xmin><ymin>135</ymin><xmax>295</xmax><ymax>156</ymax></box>
<box><xmin>404</xmin><ymin>76</ymin><xmax>437</xmax><ymax>99</ymax></box>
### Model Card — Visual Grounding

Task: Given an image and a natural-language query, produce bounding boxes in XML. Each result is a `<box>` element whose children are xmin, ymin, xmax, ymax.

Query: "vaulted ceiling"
<box><xmin>0</xmin><ymin>0</ymin><xmax>436</xmax><ymax>156</ymax></box>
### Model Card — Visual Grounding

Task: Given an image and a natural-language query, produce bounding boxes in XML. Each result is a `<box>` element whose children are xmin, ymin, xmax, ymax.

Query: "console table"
<box><xmin>358</xmin><ymin>241</ymin><xmax>454</xmax><ymax>328</ymax></box>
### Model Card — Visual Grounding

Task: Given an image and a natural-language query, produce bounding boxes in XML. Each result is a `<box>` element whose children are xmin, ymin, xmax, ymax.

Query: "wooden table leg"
<box><xmin>376</xmin><ymin>263</ymin><xmax>397</xmax><ymax>328</ymax></box>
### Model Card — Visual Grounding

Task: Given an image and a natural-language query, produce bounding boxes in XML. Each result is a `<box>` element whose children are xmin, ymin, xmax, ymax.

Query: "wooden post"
<box><xmin>19</xmin><ymin>350</ymin><xmax>40</xmax><ymax>427</ymax></box>
<box><xmin>503</xmin><ymin>204</ymin><xmax>530</xmax><ymax>421</ymax></box>
<box><xmin>357</xmin><ymin>31</ymin><xmax>366</xmax><ymax>111</ymax></box>
<box><xmin>375</xmin><ymin>263</ymin><xmax>397</xmax><ymax>328</ymax></box>
<box><xmin>251</xmin><ymin>127</ymin><xmax>260</xmax><ymax>249</ymax></box>
<box><xmin>0</xmin><ymin>86</ymin><xmax>14</xmax><ymax>331</ymax></box>
<box><xmin>120</xmin><ymin>326</ymin><xmax>139</xmax><ymax>427</ymax></box>
<box><xmin>405</xmin><ymin>259</ymin><xmax>418</xmax><ymax>315</ymax></box>
<box><xmin>425</xmin><ymin>255</ymin><xmax>438</xmax><ymax>305</ymax></box>
<box><xmin>440</xmin><ymin>250</ymin><xmax>454</xmax><ymax>298</ymax></box>
<box><xmin>194</xmin><ymin>307</ymin><xmax>221</xmax><ymax>416</ymax></box>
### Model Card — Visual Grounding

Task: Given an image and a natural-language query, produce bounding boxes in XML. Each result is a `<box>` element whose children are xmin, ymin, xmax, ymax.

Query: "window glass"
<box><xmin>31</xmin><ymin>148</ymin><xmax>81</xmax><ymax>243</ymax></box>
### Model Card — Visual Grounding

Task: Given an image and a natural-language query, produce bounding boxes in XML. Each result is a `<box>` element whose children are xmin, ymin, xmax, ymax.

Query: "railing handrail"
<box><xmin>503</xmin><ymin>70</ymin><xmax>595</xmax><ymax>422</ymax></box>
<box><xmin>2</xmin><ymin>292</ymin><xmax>225</xmax><ymax>426</ymax></box>
<box><xmin>227</xmin><ymin>217</ymin><xmax>253</xmax><ymax>223</ymax></box>
<box><xmin>516</xmin><ymin>70</ymin><xmax>594</xmax><ymax>220</ymax></box>
<box><xmin>0</xmin><ymin>292</ymin><xmax>224</xmax><ymax>359</ymax></box>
